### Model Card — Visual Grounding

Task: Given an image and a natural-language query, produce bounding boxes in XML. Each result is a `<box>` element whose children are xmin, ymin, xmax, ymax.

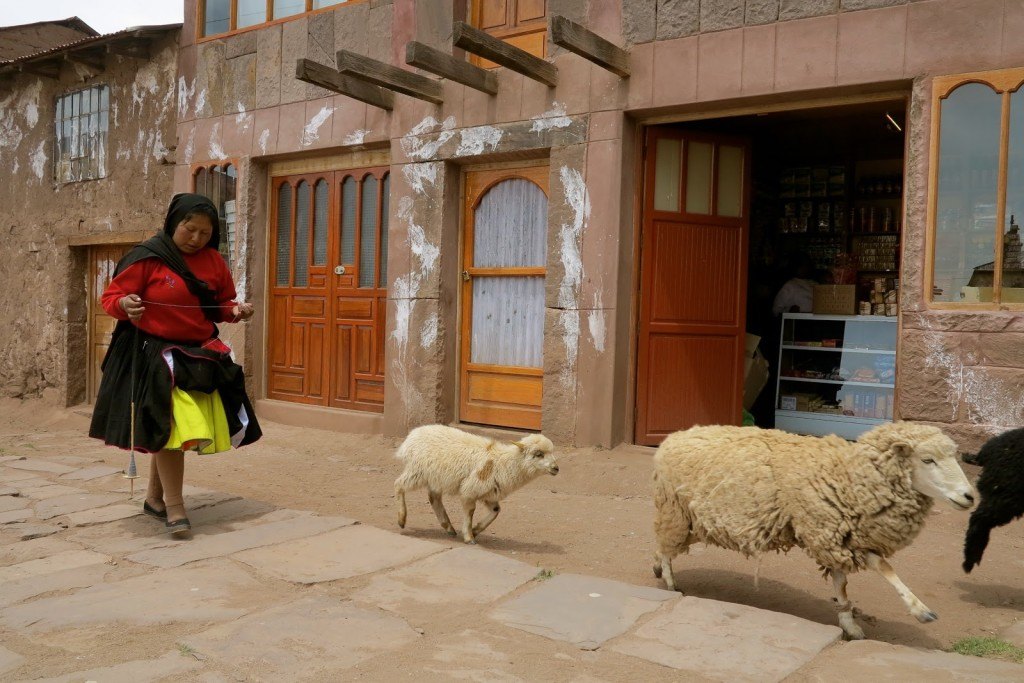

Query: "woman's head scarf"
<box><xmin>163</xmin><ymin>193</ymin><xmax>221</xmax><ymax>251</ymax></box>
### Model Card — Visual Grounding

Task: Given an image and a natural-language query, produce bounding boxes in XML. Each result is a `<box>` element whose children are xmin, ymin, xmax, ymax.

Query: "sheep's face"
<box><xmin>899</xmin><ymin>435</ymin><xmax>975</xmax><ymax>510</ymax></box>
<box><xmin>516</xmin><ymin>435</ymin><xmax>559</xmax><ymax>476</ymax></box>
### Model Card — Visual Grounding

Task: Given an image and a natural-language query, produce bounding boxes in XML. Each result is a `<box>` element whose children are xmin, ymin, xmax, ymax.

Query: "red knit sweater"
<box><xmin>101</xmin><ymin>248</ymin><xmax>238</xmax><ymax>343</ymax></box>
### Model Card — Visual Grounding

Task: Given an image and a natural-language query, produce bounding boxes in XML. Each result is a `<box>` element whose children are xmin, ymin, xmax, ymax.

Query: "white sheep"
<box><xmin>652</xmin><ymin>422</ymin><xmax>975</xmax><ymax>639</ymax></box>
<box><xmin>394</xmin><ymin>425</ymin><xmax>559</xmax><ymax>544</ymax></box>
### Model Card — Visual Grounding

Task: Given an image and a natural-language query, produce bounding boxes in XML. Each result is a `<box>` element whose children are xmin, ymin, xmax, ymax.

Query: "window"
<box><xmin>193</xmin><ymin>163</ymin><xmax>238</xmax><ymax>267</ymax></box>
<box><xmin>200</xmin><ymin>0</ymin><xmax>354</xmax><ymax>38</ymax></box>
<box><xmin>54</xmin><ymin>86</ymin><xmax>109</xmax><ymax>183</ymax></box>
<box><xmin>928</xmin><ymin>68</ymin><xmax>1024</xmax><ymax>308</ymax></box>
<box><xmin>470</xmin><ymin>0</ymin><xmax>547</xmax><ymax>67</ymax></box>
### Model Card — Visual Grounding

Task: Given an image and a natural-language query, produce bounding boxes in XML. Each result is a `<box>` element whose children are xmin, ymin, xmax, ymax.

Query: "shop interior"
<box><xmin>679</xmin><ymin>100</ymin><xmax>907</xmax><ymax>433</ymax></box>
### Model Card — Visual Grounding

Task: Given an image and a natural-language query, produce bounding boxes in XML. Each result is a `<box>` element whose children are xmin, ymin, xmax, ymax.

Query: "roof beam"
<box><xmin>452</xmin><ymin>21</ymin><xmax>557</xmax><ymax>87</ymax></box>
<box><xmin>295</xmin><ymin>58</ymin><xmax>394</xmax><ymax>111</ymax></box>
<box><xmin>405</xmin><ymin>41</ymin><xmax>498</xmax><ymax>96</ymax></box>
<box><xmin>19</xmin><ymin>60</ymin><xmax>61</xmax><ymax>79</ymax></box>
<box><xmin>64</xmin><ymin>49</ymin><xmax>106</xmax><ymax>74</ymax></box>
<box><xmin>106</xmin><ymin>40</ymin><xmax>151</xmax><ymax>60</ymax></box>
<box><xmin>335</xmin><ymin>49</ymin><xmax>443</xmax><ymax>105</ymax></box>
<box><xmin>549</xmin><ymin>15</ymin><xmax>630</xmax><ymax>78</ymax></box>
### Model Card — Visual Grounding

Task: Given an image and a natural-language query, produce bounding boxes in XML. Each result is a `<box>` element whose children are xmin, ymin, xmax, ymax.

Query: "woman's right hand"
<box><xmin>120</xmin><ymin>294</ymin><xmax>145</xmax><ymax>321</ymax></box>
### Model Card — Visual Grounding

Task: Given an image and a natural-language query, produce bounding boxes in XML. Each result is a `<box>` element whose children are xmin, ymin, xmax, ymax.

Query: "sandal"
<box><xmin>143</xmin><ymin>500</ymin><xmax>167</xmax><ymax>520</ymax></box>
<box><xmin>165</xmin><ymin>517</ymin><xmax>192</xmax><ymax>535</ymax></box>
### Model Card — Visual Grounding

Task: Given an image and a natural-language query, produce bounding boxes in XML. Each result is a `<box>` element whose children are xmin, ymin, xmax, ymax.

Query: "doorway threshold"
<box><xmin>255</xmin><ymin>399</ymin><xmax>383</xmax><ymax>435</ymax></box>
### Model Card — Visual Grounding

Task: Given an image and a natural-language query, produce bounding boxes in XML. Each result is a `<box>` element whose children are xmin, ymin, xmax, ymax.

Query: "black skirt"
<box><xmin>89</xmin><ymin>322</ymin><xmax>262</xmax><ymax>453</ymax></box>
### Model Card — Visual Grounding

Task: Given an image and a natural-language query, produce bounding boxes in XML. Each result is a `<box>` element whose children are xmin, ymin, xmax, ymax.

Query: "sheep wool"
<box><xmin>962</xmin><ymin>426</ymin><xmax>1024</xmax><ymax>573</ymax></box>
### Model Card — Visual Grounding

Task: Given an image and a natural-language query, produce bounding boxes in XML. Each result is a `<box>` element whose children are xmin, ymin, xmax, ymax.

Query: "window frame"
<box><xmin>197</xmin><ymin>0</ymin><xmax>366</xmax><ymax>42</ymax></box>
<box><xmin>926</xmin><ymin>66</ymin><xmax>1024</xmax><ymax>311</ymax></box>
<box><xmin>191</xmin><ymin>161</ymin><xmax>240</xmax><ymax>268</ymax></box>
<box><xmin>469</xmin><ymin>0</ymin><xmax>548</xmax><ymax>68</ymax></box>
<box><xmin>53</xmin><ymin>84</ymin><xmax>110</xmax><ymax>184</ymax></box>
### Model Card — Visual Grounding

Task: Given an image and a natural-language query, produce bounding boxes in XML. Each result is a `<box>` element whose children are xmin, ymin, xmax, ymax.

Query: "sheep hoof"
<box><xmin>446</xmin><ymin>529</ymin><xmax>457</xmax><ymax>537</ymax></box>
<box><xmin>915</xmin><ymin>610</ymin><xmax>938</xmax><ymax>624</ymax></box>
<box><xmin>843</xmin><ymin>627</ymin><xmax>866</xmax><ymax>641</ymax></box>
<box><xmin>466</xmin><ymin>539</ymin><xmax>477</xmax><ymax>545</ymax></box>
<box><xmin>653</xmin><ymin>564</ymin><xmax>663</xmax><ymax>579</ymax></box>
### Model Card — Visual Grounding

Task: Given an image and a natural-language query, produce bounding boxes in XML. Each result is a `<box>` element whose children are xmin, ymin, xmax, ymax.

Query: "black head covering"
<box><xmin>163</xmin><ymin>192</ymin><xmax>221</xmax><ymax>251</ymax></box>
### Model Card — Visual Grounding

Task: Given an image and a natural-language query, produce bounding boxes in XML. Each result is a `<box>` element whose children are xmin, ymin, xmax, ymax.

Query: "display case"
<box><xmin>775</xmin><ymin>313</ymin><xmax>897</xmax><ymax>440</ymax></box>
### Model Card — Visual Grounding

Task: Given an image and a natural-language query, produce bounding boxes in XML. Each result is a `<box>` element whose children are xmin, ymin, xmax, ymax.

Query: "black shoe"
<box><xmin>143</xmin><ymin>500</ymin><xmax>167</xmax><ymax>520</ymax></box>
<box><xmin>165</xmin><ymin>517</ymin><xmax>191</xmax><ymax>535</ymax></box>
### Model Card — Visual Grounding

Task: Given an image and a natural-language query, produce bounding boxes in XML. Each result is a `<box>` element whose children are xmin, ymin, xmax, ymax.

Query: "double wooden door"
<box><xmin>87</xmin><ymin>244</ymin><xmax>132</xmax><ymax>401</ymax></box>
<box><xmin>635</xmin><ymin>130</ymin><xmax>751</xmax><ymax>445</ymax></box>
<box><xmin>268</xmin><ymin>168</ymin><xmax>389</xmax><ymax>411</ymax></box>
<box><xmin>460</xmin><ymin>165</ymin><xmax>549</xmax><ymax>429</ymax></box>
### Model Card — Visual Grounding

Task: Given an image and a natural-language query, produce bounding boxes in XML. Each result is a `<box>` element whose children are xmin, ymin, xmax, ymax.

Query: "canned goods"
<box><xmin>873</xmin><ymin>303</ymin><xmax>886</xmax><ymax>315</ymax></box>
<box><xmin>859</xmin><ymin>301</ymin><xmax>872</xmax><ymax>315</ymax></box>
<box><xmin>885</xmin><ymin>303</ymin><xmax>898</xmax><ymax>316</ymax></box>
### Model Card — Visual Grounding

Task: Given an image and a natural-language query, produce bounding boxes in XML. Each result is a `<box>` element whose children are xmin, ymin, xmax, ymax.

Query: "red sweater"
<box><xmin>102</xmin><ymin>248</ymin><xmax>238</xmax><ymax>343</ymax></box>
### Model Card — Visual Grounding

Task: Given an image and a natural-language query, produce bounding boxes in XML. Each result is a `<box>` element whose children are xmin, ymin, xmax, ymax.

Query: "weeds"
<box><xmin>536</xmin><ymin>568</ymin><xmax>554</xmax><ymax>580</ymax></box>
<box><xmin>949</xmin><ymin>636</ymin><xmax>1024</xmax><ymax>663</ymax></box>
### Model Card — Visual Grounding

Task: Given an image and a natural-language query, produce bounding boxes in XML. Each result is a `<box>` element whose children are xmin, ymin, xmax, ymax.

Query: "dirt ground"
<box><xmin>8</xmin><ymin>398</ymin><xmax>1024</xmax><ymax>652</ymax></box>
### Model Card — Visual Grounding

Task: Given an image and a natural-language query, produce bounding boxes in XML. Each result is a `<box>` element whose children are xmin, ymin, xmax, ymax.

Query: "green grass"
<box><xmin>949</xmin><ymin>636</ymin><xmax>1024</xmax><ymax>663</ymax></box>
<box><xmin>535</xmin><ymin>568</ymin><xmax>555</xmax><ymax>580</ymax></box>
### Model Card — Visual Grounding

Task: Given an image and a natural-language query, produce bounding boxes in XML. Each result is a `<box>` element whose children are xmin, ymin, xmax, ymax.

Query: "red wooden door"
<box><xmin>268</xmin><ymin>168</ymin><xmax>389</xmax><ymax>411</ymax></box>
<box><xmin>635</xmin><ymin>129</ymin><xmax>751</xmax><ymax>446</ymax></box>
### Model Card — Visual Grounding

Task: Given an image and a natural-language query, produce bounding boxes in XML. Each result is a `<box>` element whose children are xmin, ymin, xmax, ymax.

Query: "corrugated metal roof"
<box><xmin>0</xmin><ymin>22</ymin><xmax>181</xmax><ymax>69</ymax></box>
<box><xmin>0</xmin><ymin>17</ymin><xmax>99</xmax><ymax>62</ymax></box>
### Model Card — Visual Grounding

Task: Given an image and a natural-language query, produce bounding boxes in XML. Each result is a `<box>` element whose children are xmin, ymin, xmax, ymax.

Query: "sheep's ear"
<box><xmin>891</xmin><ymin>441</ymin><xmax>913</xmax><ymax>458</ymax></box>
<box><xmin>514</xmin><ymin>441</ymin><xmax>526</xmax><ymax>452</ymax></box>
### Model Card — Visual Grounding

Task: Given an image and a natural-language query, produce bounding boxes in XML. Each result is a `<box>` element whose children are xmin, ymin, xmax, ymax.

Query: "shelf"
<box><xmin>782</xmin><ymin>345</ymin><xmax>895</xmax><ymax>355</ymax></box>
<box><xmin>775</xmin><ymin>410</ymin><xmax>890</xmax><ymax>439</ymax></box>
<box><xmin>781</xmin><ymin>313</ymin><xmax>897</xmax><ymax>322</ymax></box>
<box><xmin>780</xmin><ymin>376</ymin><xmax>895</xmax><ymax>389</ymax></box>
<box><xmin>776</xmin><ymin>410</ymin><xmax>887</xmax><ymax>424</ymax></box>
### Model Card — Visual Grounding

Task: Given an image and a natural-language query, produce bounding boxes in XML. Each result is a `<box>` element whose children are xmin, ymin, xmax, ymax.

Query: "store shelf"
<box><xmin>780</xmin><ymin>376</ymin><xmax>895</xmax><ymax>389</ymax></box>
<box><xmin>775</xmin><ymin>410</ymin><xmax>887</xmax><ymax>440</ymax></box>
<box><xmin>781</xmin><ymin>345</ymin><xmax>895</xmax><ymax>354</ymax></box>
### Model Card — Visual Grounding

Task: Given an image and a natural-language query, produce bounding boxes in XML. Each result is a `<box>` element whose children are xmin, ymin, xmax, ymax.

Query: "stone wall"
<box><xmin>0</xmin><ymin>31</ymin><xmax>180</xmax><ymax>404</ymax></box>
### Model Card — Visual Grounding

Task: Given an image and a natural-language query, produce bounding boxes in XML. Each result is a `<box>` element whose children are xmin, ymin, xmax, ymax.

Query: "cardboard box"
<box><xmin>743</xmin><ymin>333</ymin><xmax>769</xmax><ymax>410</ymax></box>
<box><xmin>812</xmin><ymin>284</ymin><xmax>856</xmax><ymax>315</ymax></box>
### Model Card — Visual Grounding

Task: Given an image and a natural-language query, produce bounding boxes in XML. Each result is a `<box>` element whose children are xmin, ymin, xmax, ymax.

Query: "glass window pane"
<box><xmin>474</xmin><ymin>178</ymin><xmax>548</xmax><ymax>267</ymax></box>
<box><xmin>55</xmin><ymin>98</ymin><xmax>63</xmax><ymax>122</ymax></box>
<box><xmin>314</xmin><ymin>0</ymin><xmax>348</xmax><ymax>7</ymax></box>
<box><xmin>204</xmin><ymin>0</ymin><xmax>230</xmax><ymax>36</ymax></box>
<box><xmin>237</xmin><ymin>0</ymin><xmax>266</xmax><ymax>28</ymax></box>
<box><xmin>294</xmin><ymin>181</ymin><xmax>310</xmax><ymax>287</ymax></box>
<box><xmin>359</xmin><ymin>176</ymin><xmax>379</xmax><ymax>288</ymax></box>
<box><xmin>194</xmin><ymin>167</ymin><xmax>209</xmax><ymax>197</ymax></box>
<box><xmin>341</xmin><ymin>176</ymin><xmax>356</xmax><ymax>264</ymax></box>
<box><xmin>686</xmin><ymin>141</ymin><xmax>713</xmax><ymax>215</ymax></box>
<box><xmin>222</xmin><ymin>198</ymin><xmax>236</xmax><ymax>267</ymax></box>
<box><xmin>1004</xmin><ymin>90</ymin><xmax>1024</xmax><ymax>303</ymax></box>
<box><xmin>379</xmin><ymin>173</ymin><xmax>389</xmax><ymax>288</ymax></box>
<box><xmin>717</xmin><ymin>145</ymin><xmax>744</xmax><ymax>217</ymax></box>
<box><xmin>313</xmin><ymin>179</ymin><xmax>328</xmax><ymax>266</ymax></box>
<box><xmin>654</xmin><ymin>138</ymin><xmax>681</xmax><ymax>212</ymax></box>
<box><xmin>273</xmin><ymin>0</ymin><xmax>306</xmax><ymax>19</ymax></box>
<box><xmin>471</xmin><ymin>276</ymin><xmax>544</xmax><ymax>367</ymax></box>
<box><xmin>934</xmin><ymin>82</ymin><xmax>1001</xmax><ymax>302</ymax></box>
<box><xmin>276</xmin><ymin>184</ymin><xmax>292</xmax><ymax>286</ymax></box>
<box><xmin>100</xmin><ymin>86</ymin><xmax>109</xmax><ymax>112</ymax></box>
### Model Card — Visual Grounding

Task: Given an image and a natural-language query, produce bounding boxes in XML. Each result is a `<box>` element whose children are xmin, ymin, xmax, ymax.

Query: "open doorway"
<box><xmin>637</xmin><ymin>99</ymin><xmax>907</xmax><ymax>445</ymax></box>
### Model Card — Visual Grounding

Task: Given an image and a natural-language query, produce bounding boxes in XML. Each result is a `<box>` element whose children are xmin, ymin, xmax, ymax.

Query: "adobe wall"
<box><xmin>0</xmin><ymin>31</ymin><xmax>179</xmax><ymax>406</ymax></box>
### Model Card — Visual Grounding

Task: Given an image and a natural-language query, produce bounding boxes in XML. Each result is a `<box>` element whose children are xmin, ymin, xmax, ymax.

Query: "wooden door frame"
<box><xmin>459</xmin><ymin>163</ymin><xmax>549</xmax><ymax>429</ymax></box>
<box><xmin>633</xmin><ymin>127</ymin><xmax>752</xmax><ymax>445</ymax></box>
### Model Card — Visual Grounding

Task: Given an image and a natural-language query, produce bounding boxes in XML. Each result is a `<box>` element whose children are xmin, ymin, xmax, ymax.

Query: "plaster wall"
<box><xmin>0</xmin><ymin>31</ymin><xmax>180</xmax><ymax>406</ymax></box>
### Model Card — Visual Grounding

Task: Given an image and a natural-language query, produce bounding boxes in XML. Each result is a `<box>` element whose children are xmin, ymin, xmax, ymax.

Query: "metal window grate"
<box><xmin>276</xmin><ymin>184</ymin><xmax>292</xmax><ymax>286</ymax></box>
<box><xmin>54</xmin><ymin>85</ymin><xmax>109</xmax><ymax>183</ymax></box>
<box><xmin>341</xmin><ymin>176</ymin><xmax>356</xmax><ymax>265</ymax></box>
<box><xmin>313</xmin><ymin>179</ymin><xmax>328</xmax><ymax>266</ymax></box>
<box><xmin>294</xmin><ymin>181</ymin><xmax>310</xmax><ymax>287</ymax></box>
<box><xmin>359</xmin><ymin>176</ymin><xmax>378</xmax><ymax>288</ymax></box>
<box><xmin>379</xmin><ymin>173</ymin><xmax>389</xmax><ymax>288</ymax></box>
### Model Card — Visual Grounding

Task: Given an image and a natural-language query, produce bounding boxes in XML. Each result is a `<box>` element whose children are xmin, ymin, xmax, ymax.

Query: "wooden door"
<box><xmin>87</xmin><ymin>244</ymin><xmax>132</xmax><ymax>402</ymax></box>
<box><xmin>471</xmin><ymin>0</ymin><xmax>547</xmax><ymax>67</ymax></box>
<box><xmin>268</xmin><ymin>168</ymin><xmax>389</xmax><ymax>411</ymax></box>
<box><xmin>461</xmin><ymin>166</ymin><xmax>548</xmax><ymax>429</ymax></box>
<box><xmin>635</xmin><ymin>130</ymin><xmax>751</xmax><ymax>446</ymax></box>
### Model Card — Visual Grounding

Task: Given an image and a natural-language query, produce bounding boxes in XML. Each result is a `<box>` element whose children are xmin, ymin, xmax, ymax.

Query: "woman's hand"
<box><xmin>232</xmin><ymin>302</ymin><xmax>254</xmax><ymax>322</ymax></box>
<box><xmin>120</xmin><ymin>294</ymin><xmax>145</xmax><ymax>321</ymax></box>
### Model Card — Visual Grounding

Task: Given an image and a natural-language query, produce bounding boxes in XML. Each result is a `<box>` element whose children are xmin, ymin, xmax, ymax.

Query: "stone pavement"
<box><xmin>0</xmin><ymin>449</ymin><xmax>1022</xmax><ymax>682</ymax></box>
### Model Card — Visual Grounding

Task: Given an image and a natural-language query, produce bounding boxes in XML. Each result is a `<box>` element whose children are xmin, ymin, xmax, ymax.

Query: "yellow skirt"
<box><xmin>165</xmin><ymin>387</ymin><xmax>232</xmax><ymax>454</ymax></box>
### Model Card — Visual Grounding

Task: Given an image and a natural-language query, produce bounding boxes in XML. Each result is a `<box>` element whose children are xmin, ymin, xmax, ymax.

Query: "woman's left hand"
<box><xmin>232</xmin><ymin>302</ymin><xmax>255</xmax><ymax>322</ymax></box>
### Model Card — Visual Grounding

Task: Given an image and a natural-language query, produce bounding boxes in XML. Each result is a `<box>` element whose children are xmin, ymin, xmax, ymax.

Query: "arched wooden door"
<box><xmin>268</xmin><ymin>167</ymin><xmax>389</xmax><ymax>411</ymax></box>
<box><xmin>635</xmin><ymin>130</ymin><xmax>751</xmax><ymax>445</ymax></box>
<box><xmin>460</xmin><ymin>166</ymin><xmax>549</xmax><ymax>429</ymax></box>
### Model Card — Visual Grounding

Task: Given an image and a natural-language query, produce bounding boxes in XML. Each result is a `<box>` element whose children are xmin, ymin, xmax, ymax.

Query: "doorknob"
<box><xmin>334</xmin><ymin>265</ymin><xmax>346</xmax><ymax>275</ymax></box>
<box><xmin>462</xmin><ymin>270</ymin><xmax>470</xmax><ymax>282</ymax></box>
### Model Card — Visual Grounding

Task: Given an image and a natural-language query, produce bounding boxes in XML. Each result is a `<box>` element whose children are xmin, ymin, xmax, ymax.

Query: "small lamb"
<box><xmin>394</xmin><ymin>425</ymin><xmax>559</xmax><ymax>544</ymax></box>
<box><xmin>962</xmin><ymin>426</ymin><xmax>1024</xmax><ymax>573</ymax></box>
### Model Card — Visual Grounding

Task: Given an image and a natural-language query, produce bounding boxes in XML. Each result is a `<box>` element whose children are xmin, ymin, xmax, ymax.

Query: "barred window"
<box><xmin>193</xmin><ymin>163</ymin><xmax>238</xmax><ymax>267</ymax></box>
<box><xmin>54</xmin><ymin>85</ymin><xmax>109</xmax><ymax>183</ymax></box>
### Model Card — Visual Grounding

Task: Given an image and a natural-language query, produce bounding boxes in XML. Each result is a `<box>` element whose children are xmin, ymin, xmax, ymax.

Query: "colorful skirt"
<box><xmin>165</xmin><ymin>388</ymin><xmax>232</xmax><ymax>454</ymax></box>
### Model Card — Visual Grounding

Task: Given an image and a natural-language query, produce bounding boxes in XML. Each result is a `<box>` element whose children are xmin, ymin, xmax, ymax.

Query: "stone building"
<box><xmin>0</xmin><ymin>19</ymin><xmax>181</xmax><ymax>405</ymax></box>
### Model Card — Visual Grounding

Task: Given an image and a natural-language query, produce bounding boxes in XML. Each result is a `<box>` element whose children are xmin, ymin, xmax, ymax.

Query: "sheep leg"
<box><xmin>654</xmin><ymin>551</ymin><xmax>677</xmax><ymax>591</ymax></box>
<box><xmin>460</xmin><ymin>498</ymin><xmax>478</xmax><ymax>544</ymax></box>
<box><xmin>831</xmin><ymin>570</ymin><xmax>865</xmax><ymax>640</ymax></box>
<box><xmin>866</xmin><ymin>552</ymin><xmax>937</xmax><ymax>623</ymax></box>
<box><xmin>428</xmin><ymin>490</ymin><xmax>457</xmax><ymax>536</ymax></box>
<box><xmin>963</xmin><ymin>500</ymin><xmax>1017</xmax><ymax>573</ymax></box>
<box><xmin>396</xmin><ymin>488</ymin><xmax>407</xmax><ymax>529</ymax></box>
<box><xmin>471</xmin><ymin>499</ymin><xmax>500</xmax><ymax>536</ymax></box>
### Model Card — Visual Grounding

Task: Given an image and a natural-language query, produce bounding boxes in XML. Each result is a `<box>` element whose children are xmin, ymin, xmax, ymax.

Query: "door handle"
<box><xmin>334</xmin><ymin>265</ymin><xmax>346</xmax><ymax>275</ymax></box>
<box><xmin>462</xmin><ymin>270</ymin><xmax>470</xmax><ymax>282</ymax></box>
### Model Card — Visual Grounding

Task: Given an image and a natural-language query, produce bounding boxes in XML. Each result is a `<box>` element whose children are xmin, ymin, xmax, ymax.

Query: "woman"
<box><xmin>89</xmin><ymin>193</ymin><xmax>262</xmax><ymax>535</ymax></box>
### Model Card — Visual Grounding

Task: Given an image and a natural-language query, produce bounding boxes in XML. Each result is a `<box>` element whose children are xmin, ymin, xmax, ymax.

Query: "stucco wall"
<box><xmin>0</xmin><ymin>31</ymin><xmax>179</xmax><ymax>405</ymax></box>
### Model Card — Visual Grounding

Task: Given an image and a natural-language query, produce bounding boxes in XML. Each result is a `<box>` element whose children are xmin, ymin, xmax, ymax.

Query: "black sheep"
<box><xmin>962</xmin><ymin>427</ymin><xmax>1024</xmax><ymax>573</ymax></box>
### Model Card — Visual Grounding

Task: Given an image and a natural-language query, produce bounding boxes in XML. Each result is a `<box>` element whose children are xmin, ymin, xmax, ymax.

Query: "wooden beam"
<box><xmin>295</xmin><ymin>58</ymin><xmax>394</xmax><ymax>111</ymax></box>
<box><xmin>19</xmin><ymin>60</ymin><xmax>61</xmax><ymax>79</ymax></box>
<box><xmin>452</xmin><ymin>21</ymin><xmax>557</xmax><ymax>87</ymax></box>
<box><xmin>405</xmin><ymin>41</ymin><xmax>499</xmax><ymax>96</ymax></box>
<box><xmin>335</xmin><ymin>49</ymin><xmax>444</xmax><ymax>105</ymax></box>
<box><xmin>106</xmin><ymin>40</ymin><xmax>151</xmax><ymax>60</ymax></box>
<box><xmin>549</xmin><ymin>15</ymin><xmax>630</xmax><ymax>78</ymax></box>
<box><xmin>64</xmin><ymin>49</ymin><xmax>106</xmax><ymax>74</ymax></box>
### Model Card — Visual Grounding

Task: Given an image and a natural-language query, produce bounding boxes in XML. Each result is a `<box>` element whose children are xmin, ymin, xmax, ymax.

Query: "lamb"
<box><xmin>394</xmin><ymin>425</ymin><xmax>559</xmax><ymax>544</ymax></box>
<box><xmin>962</xmin><ymin>426</ymin><xmax>1024</xmax><ymax>573</ymax></box>
<box><xmin>652</xmin><ymin>422</ymin><xmax>975</xmax><ymax>639</ymax></box>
